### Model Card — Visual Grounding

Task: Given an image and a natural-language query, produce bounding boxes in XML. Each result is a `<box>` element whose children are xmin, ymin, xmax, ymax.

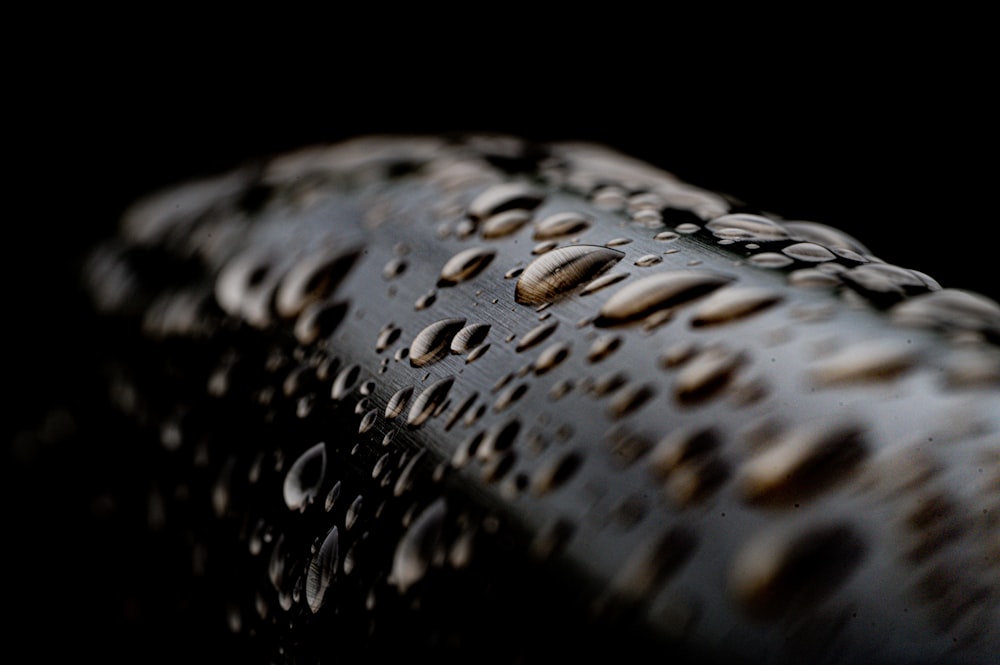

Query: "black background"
<box><xmin>7</xmin><ymin>18</ymin><xmax>997</xmax><ymax>663</ymax></box>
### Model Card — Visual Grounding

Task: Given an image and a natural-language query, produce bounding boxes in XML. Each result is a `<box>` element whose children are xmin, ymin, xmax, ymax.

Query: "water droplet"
<box><xmin>467</xmin><ymin>182</ymin><xmax>544</xmax><ymax>221</ymax></box>
<box><xmin>706</xmin><ymin>214</ymin><xmax>789</xmax><ymax>242</ymax></box>
<box><xmin>504</xmin><ymin>267</ymin><xmax>524</xmax><ymax>279</ymax></box>
<box><xmin>605</xmin><ymin>528</ymin><xmax>697</xmax><ymax>604</ymax></box>
<box><xmin>407</xmin><ymin>376</ymin><xmax>456</xmax><ymax>427</ymax></box>
<box><xmin>478</xmin><ymin>419</ymin><xmax>522</xmax><ymax>461</ymax></box>
<box><xmin>787</xmin><ymin>268</ymin><xmax>842</xmax><ymax>288</ymax></box>
<box><xmin>592</xmin><ymin>184</ymin><xmax>629</xmax><ymax>210</ymax></box>
<box><xmin>654</xmin><ymin>230</ymin><xmax>680</xmax><ymax>242</ymax></box>
<box><xmin>345</xmin><ymin>494</ymin><xmax>363</xmax><ymax>530</ymax></box>
<box><xmin>738</xmin><ymin>422</ymin><xmax>868</xmax><ymax>505</ymax></box>
<box><xmin>324</xmin><ymin>481</ymin><xmax>341</xmax><ymax>512</ymax></box>
<box><xmin>531</xmin><ymin>240</ymin><xmax>559</xmax><ymax>255</ymax></box>
<box><xmin>673</xmin><ymin>344</ymin><xmax>745</xmax><ymax>404</ymax></box>
<box><xmin>587</xmin><ymin>334</ymin><xmax>622</xmax><ymax>363</ymax></box>
<box><xmin>382</xmin><ymin>257</ymin><xmax>407</xmax><ymax>280</ymax></box>
<box><xmin>781</xmin><ymin>242</ymin><xmax>836</xmax><ymax>263</ymax></box>
<box><xmin>783</xmin><ymin>220</ymin><xmax>872</xmax><ymax>256</ymax></box>
<box><xmin>748</xmin><ymin>252</ymin><xmax>795</xmax><ymax>269</ymax></box>
<box><xmin>385</xmin><ymin>385</ymin><xmax>415</xmax><ymax>420</ymax></box>
<box><xmin>331</xmin><ymin>364</ymin><xmax>362</xmax><ymax>401</ymax></box>
<box><xmin>394</xmin><ymin>448</ymin><xmax>427</xmax><ymax>497</ymax></box>
<box><xmin>808</xmin><ymin>339</ymin><xmax>917</xmax><ymax>386</ymax></box>
<box><xmin>729</xmin><ymin>522</ymin><xmax>866</xmax><ymax>617</ymax></box>
<box><xmin>294</xmin><ymin>300</ymin><xmax>349</xmax><ymax>345</ymax></box>
<box><xmin>634</xmin><ymin>254</ymin><xmax>663</xmax><ymax>267</ymax></box>
<box><xmin>275</xmin><ymin>249</ymin><xmax>362</xmax><ymax>319</ymax></box>
<box><xmin>890</xmin><ymin>289</ymin><xmax>1000</xmax><ymax>341</ymax></box>
<box><xmin>493</xmin><ymin>383</ymin><xmax>529</xmax><ymax>412</ymax></box>
<box><xmin>375</xmin><ymin>323</ymin><xmax>402</xmax><ymax>353</ymax></box>
<box><xmin>580</xmin><ymin>271</ymin><xmax>629</xmax><ymax>297</ymax></box>
<box><xmin>437</xmin><ymin>247</ymin><xmax>496</xmax><ymax>287</ymax></box>
<box><xmin>594</xmin><ymin>270</ymin><xmax>735</xmax><ymax>327</ymax></box>
<box><xmin>606</xmin><ymin>237</ymin><xmax>632</xmax><ymax>247</ymax></box>
<box><xmin>632</xmin><ymin>208</ymin><xmax>664</xmax><ymax>228</ymax></box>
<box><xmin>465</xmin><ymin>344</ymin><xmax>491</xmax><ymax>363</ymax></box>
<box><xmin>515</xmin><ymin>245</ymin><xmax>625</xmax><ymax>305</ymax></box>
<box><xmin>589</xmin><ymin>371</ymin><xmax>627</xmax><ymax>397</ymax></box>
<box><xmin>608</xmin><ymin>383</ymin><xmax>656</xmax><ymax>418</ymax></box>
<box><xmin>358</xmin><ymin>408</ymin><xmax>378</xmax><ymax>434</ymax></box>
<box><xmin>515</xmin><ymin>320</ymin><xmax>558</xmax><ymax>352</ymax></box>
<box><xmin>533</xmin><ymin>210</ymin><xmax>592</xmax><ymax>240</ymax></box>
<box><xmin>283</xmin><ymin>442</ymin><xmax>327</xmax><ymax>511</ymax></box>
<box><xmin>481</xmin><ymin>208</ymin><xmax>533</xmax><ymax>238</ymax></box>
<box><xmin>409</xmin><ymin>318</ymin><xmax>467</xmax><ymax>367</ymax></box>
<box><xmin>534</xmin><ymin>341</ymin><xmax>572</xmax><ymax>374</ymax></box>
<box><xmin>391</xmin><ymin>497</ymin><xmax>448</xmax><ymax>592</ymax></box>
<box><xmin>530</xmin><ymin>450</ymin><xmax>584</xmax><ymax>495</ymax></box>
<box><xmin>305</xmin><ymin>525</ymin><xmax>339</xmax><ymax>613</ymax></box>
<box><xmin>675</xmin><ymin>222</ymin><xmax>700</xmax><ymax>234</ymax></box>
<box><xmin>414</xmin><ymin>290</ymin><xmax>437</xmax><ymax>311</ymax></box>
<box><xmin>689</xmin><ymin>286</ymin><xmax>783</xmax><ymax>327</ymax></box>
<box><xmin>450</xmin><ymin>323</ymin><xmax>491</xmax><ymax>354</ymax></box>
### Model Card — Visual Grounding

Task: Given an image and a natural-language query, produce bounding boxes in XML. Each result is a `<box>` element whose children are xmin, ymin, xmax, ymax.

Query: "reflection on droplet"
<box><xmin>594</xmin><ymin>270</ymin><xmax>735</xmax><ymax>327</ymax></box>
<box><xmin>514</xmin><ymin>245</ymin><xmax>625</xmax><ymax>305</ymax></box>
<box><xmin>533</xmin><ymin>211</ymin><xmax>592</xmax><ymax>240</ymax></box>
<box><xmin>391</xmin><ymin>497</ymin><xmax>448</xmax><ymax>592</ymax></box>
<box><xmin>689</xmin><ymin>286</ymin><xmax>783</xmax><ymax>327</ymax></box>
<box><xmin>410</xmin><ymin>318</ymin><xmax>466</xmax><ymax>367</ymax></box>
<box><xmin>437</xmin><ymin>247</ymin><xmax>496</xmax><ymax>287</ymax></box>
<box><xmin>385</xmin><ymin>385</ymin><xmax>415</xmax><ymax>419</ymax></box>
<box><xmin>407</xmin><ymin>376</ymin><xmax>456</xmax><ymax>427</ymax></box>
<box><xmin>305</xmin><ymin>525</ymin><xmax>339</xmax><ymax>613</ymax></box>
<box><xmin>283</xmin><ymin>442</ymin><xmax>327</xmax><ymax>512</ymax></box>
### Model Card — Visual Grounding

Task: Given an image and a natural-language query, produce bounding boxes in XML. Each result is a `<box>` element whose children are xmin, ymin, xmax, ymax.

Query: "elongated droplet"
<box><xmin>407</xmin><ymin>376</ymin><xmax>456</xmax><ymax>427</ymax></box>
<box><xmin>450</xmin><ymin>323</ymin><xmax>491</xmax><ymax>354</ymax></box>
<box><xmin>331</xmin><ymin>364</ymin><xmax>362</xmax><ymax>400</ymax></box>
<box><xmin>634</xmin><ymin>254</ymin><xmax>663</xmax><ymax>267</ymax></box>
<box><xmin>410</xmin><ymin>318</ymin><xmax>466</xmax><ymax>367</ymax></box>
<box><xmin>385</xmin><ymin>385</ymin><xmax>415</xmax><ymax>419</ymax></box>
<box><xmin>808</xmin><ymin>339</ymin><xmax>917</xmax><ymax>386</ymax></box>
<box><xmin>305</xmin><ymin>525</ymin><xmax>339</xmax><ymax>613</ymax></box>
<box><xmin>533</xmin><ymin>210</ymin><xmax>592</xmax><ymax>240</ymax></box>
<box><xmin>515</xmin><ymin>245</ymin><xmax>625</xmax><ymax>305</ymax></box>
<box><xmin>689</xmin><ymin>286</ymin><xmax>783</xmax><ymax>327</ymax></box>
<box><xmin>534</xmin><ymin>341</ymin><xmax>572</xmax><ymax>374</ymax></box>
<box><xmin>283</xmin><ymin>442</ymin><xmax>327</xmax><ymax>512</ymax></box>
<box><xmin>276</xmin><ymin>249</ymin><xmax>362</xmax><ymax>319</ymax></box>
<box><xmin>467</xmin><ymin>183</ymin><xmax>544</xmax><ymax>221</ymax></box>
<box><xmin>516</xmin><ymin>320</ymin><xmax>558</xmax><ymax>352</ymax></box>
<box><xmin>594</xmin><ymin>270</ymin><xmax>735</xmax><ymax>327</ymax></box>
<box><xmin>580</xmin><ymin>272</ymin><xmax>629</xmax><ymax>297</ymax></box>
<box><xmin>706</xmin><ymin>214</ymin><xmax>789</xmax><ymax>242</ymax></box>
<box><xmin>481</xmin><ymin>209</ymin><xmax>533</xmax><ymax>238</ymax></box>
<box><xmin>437</xmin><ymin>247</ymin><xmax>496</xmax><ymax>287</ymax></box>
<box><xmin>392</xmin><ymin>497</ymin><xmax>448</xmax><ymax>592</ymax></box>
<box><xmin>781</xmin><ymin>242</ymin><xmax>836</xmax><ymax>263</ymax></box>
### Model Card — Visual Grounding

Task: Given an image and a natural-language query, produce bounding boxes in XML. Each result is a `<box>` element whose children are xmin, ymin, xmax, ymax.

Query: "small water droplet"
<box><xmin>594</xmin><ymin>270</ymin><xmax>735</xmax><ymax>327</ymax></box>
<box><xmin>331</xmin><ymin>364</ymin><xmax>362</xmax><ymax>401</ymax></box>
<box><xmin>515</xmin><ymin>320</ymin><xmax>559</xmax><ymax>352</ymax></box>
<box><xmin>534</xmin><ymin>341</ymin><xmax>572</xmax><ymax>374</ymax></box>
<box><xmin>504</xmin><ymin>267</ymin><xmax>524</xmax><ymax>279</ymax></box>
<box><xmin>345</xmin><ymin>494</ymin><xmax>363</xmax><ymax>530</ymax></box>
<box><xmin>409</xmin><ymin>318</ymin><xmax>467</xmax><ymax>367</ymax></box>
<box><xmin>283</xmin><ymin>442</ymin><xmax>327</xmax><ymax>511</ymax></box>
<box><xmin>515</xmin><ymin>245</ymin><xmax>625</xmax><ymax>305</ymax></box>
<box><xmin>530</xmin><ymin>450</ymin><xmax>584</xmax><ymax>495</ymax></box>
<box><xmin>376</xmin><ymin>323</ymin><xmax>402</xmax><ymax>353</ymax></box>
<box><xmin>654</xmin><ymin>230</ymin><xmax>680</xmax><ymax>242</ymax></box>
<box><xmin>675</xmin><ymin>222</ymin><xmax>700</xmax><ymax>234</ymax></box>
<box><xmin>634</xmin><ymin>254</ymin><xmax>663</xmax><ymax>267</ymax></box>
<box><xmin>274</xmin><ymin>248</ymin><xmax>362</xmax><ymax>319</ymax></box>
<box><xmin>324</xmin><ymin>480</ymin><xmax>342</xmax><ymax>512</ymax></box>
<box><xmin>466</xmin><ymin>344</ymin><xmax>491</xmax><ymax>363</ymax></box>
<box><xmin>294</xmin><ymin>300</ymin><xmax>349</xmax><ymax>345</ymax></box>
<box><xmin>533</xmin><ymin>211</ymin><xmax>592</xmax><ymax>240</ymax></box>
<box><xmin>414</xmin><ymin>290</ymin><xmax>437</xmax><ymax>311</ymax></box>
<box><xmin>587</xmin><ymin>334</ymin><xmax>622</xmax><ymax>363</ymax></box>
<box><xmin>407</xmin><ymin>376</ymin><xmax>456</xmax><ymax>427</ymax></box>
<box><xmin>606</xmin><ymin>237</ymin><xmax>632</xmax><ymax>247</ymax></box>
<box><xmin>532</xmin><ymin>240</ymin><xmax>559</xmax><ymax>255</ymax></box>
<box><xmin>689</xmin><ymin>286</ymin><xmax>783</xmax><ymax>327</ymax></box>
<box><xmin>358</xmin><ymin>408</ymin><xmax>378</xmax><ymax>434</ymax></box>
<box><xmin>382</xmin><ymin>257</ymin><xmax>408</xmax><ymax>280</ymax></box>
<box><xmin>481</xmin><ymin>208</ymin><xmax>533</xmax><ymax>238</ymax></box>
<box><xmin>748</xmin><ymin>252</ymin><xmax>795</xmax><ymax>269</ymax></box>
<box><xmin>493</xmin><ymin>382</ymin><xmax>529</xmax><ymax>412</ymax></box>
<box><xmin>437</xmin><ymin>247</ymin><xmax>496</xmax><ymax>287</ymax></box>
<box><xmin>673</xmin><ymin>344</ymin><xmax>745</xmax><ymax>404</ymax></box>
<box><xmin>385</xmin><ymin>385</ymin><xmax>415</xmax><ymax>419</ymax></box>
<box><xmin>394</xmin><ymin>449</ymin><xmax>427</xmax><ymax>497</ymax></box>
<box><xmin>608</xmin><ymin>383</ymin><xmax>656</xmax><ymax>418</ymax></box>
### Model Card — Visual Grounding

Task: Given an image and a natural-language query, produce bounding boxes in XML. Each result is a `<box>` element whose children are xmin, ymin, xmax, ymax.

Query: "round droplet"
<box><xmin>410</xmin><ymin>318</ymin><xmax>467</xmax><ymax>367</ymax></box>
<box><xmin>594</xmin><ymin>270</ymin><xmax>735</xmax><ymax>327</ymax></box>
<box><xmin>514</xmin><ymin>245</ymin><xmax>625</xmax><ymax>305</ymax></box>
<box><xmin>688</xmin><ymin>286</ymin><xmax>783</xmax><ymax>327</ymax></box>
<box><xmin>450</xmin><ymin>323</ymin><xmax>491</xmax><ymax>354</ymax></box>
<box><xmin>515</xmin><ymin>321</ymin><xmax>558</xmax><ymax>352</ymax></box>
<box><xmin>481</xmin><ymin>209</ymin><xmax>533</xmax><ymax>239</ymax></box>
<box><xmin>437</xmin><ymin>247</ymin><xmax>496</xmax><ymax>287</ymax></box>
<box><xmin>634</xmin><ymin>254</ymin><xmax>663</xmax><ymax>267</ymax></box>
<box><xmin>385</xmin><ymin>385</ymin><xmax>415</xmax><ymax>420</ymax></box>
<box><xmin>391</xmin><ymin>497</ymin><xmax>448</xmax><ymax>592</ymax></box>
<box><xmin>283</xmin><ymin>442</ymin><xmax>327</xmax><ymax>512</ymax></box>
<box><xmin>533</xmin><ymin>211</ymin><xmax>592</xmax><ymax>240</ymax></box>
<box><xmin>305</xmin><ymin>525</ymin><xmax>339</xmax><ymax>613</ymax></box>
<box><xmin>407</xmin><ymin>376</ymin><xmax>456</xmax><ymax>427</ymax></box>
<box><xmin>781</xmin><ymin>242</ymin><xmax>836</xmax><ymax>263</ymax></box>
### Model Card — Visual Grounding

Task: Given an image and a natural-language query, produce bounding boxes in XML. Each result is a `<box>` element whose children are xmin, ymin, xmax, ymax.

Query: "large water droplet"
<box><xmin>467</xmin><ymin>182</ymin><xmax>545</xmax><ymax>221</ymax></box>
<box><xmin>305</xmin><ymin>525</ymin><xmax>339</xmax><ymax>613</ymax></box>
<box><xmin>409</xmin><ymin>318</ymin><xmax>467</xmax><ymax>367</ymax></box>
<box><xmin>437</xmin><ymin>247</ymin><xmax>496</xmax><ymax>287</ymax></box>
<box><xmin>783</xmin><ymin>220</ymin><xmax>872</xmax><ymax>256</ymax></box>
<box><xmin>481</xmin><ymin>209</ymin><xmax>533</xmax><ymax>239</ymax></box>
<box><xmin>594</xmin><ymin>270</ymin><xmax>735</xmax><ymax>327</ymax></box>
<box><xmin>391</xmin><ymin>497</ymin><xmax>448</xmax><ymax>592</ymax></box>
<box><xmin>283</xmin><ymin>442</ymin><xmax>327</xmax><ymax>511</ymax></box>
<box><xmin>385</xmin><ymin>385</ymin><xmax>415</xmax><ymax>419</ymax></box>
<box><xmin>533</xmin><ymin>210</ymin><xmax>592</xmax><ymax>240</ymax></box>
<box><xmin>407</xmin><ymin>376</ymin><xmax>456</xmax><ymax>427</ymax></box>
<box><xmin>514</xmin><ymin>245</ymin><xmax>625</xmax><ymax>305</ymax></box>
<box><xmin>890</xmin><ymin>289</ymin><xmax>1000</xmax><ymax>341</ymax></box>
<box><xmin>705</xmin><ymin>214</ymin><xmax>789</xmax><ymax>242</ymax></box>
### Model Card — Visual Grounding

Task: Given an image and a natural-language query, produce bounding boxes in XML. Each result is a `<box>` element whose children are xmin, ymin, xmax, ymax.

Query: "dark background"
<box><xmin>7</xmin><ymin>21</ymin><xmax>997</xmax><ymax>663</ymax></box>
